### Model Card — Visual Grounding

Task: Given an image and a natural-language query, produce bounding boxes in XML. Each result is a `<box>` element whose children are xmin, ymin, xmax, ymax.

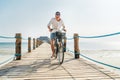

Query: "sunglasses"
<box><xmin>56</xmin><ymin>14</ymin><xmax>60</xmax><ymax>16</ymax></box>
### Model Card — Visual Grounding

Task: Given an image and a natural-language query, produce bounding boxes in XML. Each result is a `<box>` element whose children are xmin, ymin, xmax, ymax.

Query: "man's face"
<box><xmin>55</xmin><ymin>14</ymin><xmax>60</xmax><ymax>18</ymax></box>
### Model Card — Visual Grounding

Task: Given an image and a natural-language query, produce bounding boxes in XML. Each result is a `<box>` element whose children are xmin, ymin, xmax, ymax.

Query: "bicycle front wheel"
<box><xmin>57</xmin><ymin>45</ymin><xmax>64</xmax><ymax>64</ymax></box>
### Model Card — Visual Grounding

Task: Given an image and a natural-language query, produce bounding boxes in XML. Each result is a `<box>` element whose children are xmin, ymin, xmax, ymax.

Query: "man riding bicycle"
<box><xmin>47</xmin><ymin>11</ymin><xmax>66</xmax><ymax>59</ymax></box>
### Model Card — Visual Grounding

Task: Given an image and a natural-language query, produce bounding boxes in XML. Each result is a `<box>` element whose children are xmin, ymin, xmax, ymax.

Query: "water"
<box><xmin>81</xmin><ymin>50</ymin><xmax>120</xmax><ymax>75</ymax></box>
<box><xmin>1</xmin><ymin>41</ymin><xmax>120</xmax><ymax>75</ymax></box>
<box><xmin>0</xmin><ymin>42</ymin><xmax>28</xmax><ymax>66</ymax></box>
<box><xmin>67</xmin><ymin>41</ymin><xmax>120</xmax><ymax>75</ymax></box>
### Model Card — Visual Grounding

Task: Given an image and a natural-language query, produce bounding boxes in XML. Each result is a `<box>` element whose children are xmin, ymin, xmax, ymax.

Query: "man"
<box><xmin>47</xmin><ymin>11</ymin><xmax>66</xmax><ymax>58</ymax></box>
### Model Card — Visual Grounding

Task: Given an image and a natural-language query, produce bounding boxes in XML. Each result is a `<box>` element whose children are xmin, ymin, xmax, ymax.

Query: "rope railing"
<box><xmin>67</xmin><ymin>32</ymin><xmax>120</xmax><ymax>40</ymax></box>
<box><xmin>0</xmin><ymin>35</ymin><xmax>16</xmax><ymax>65</ymax></box>
<box><xmin>0</xmin><ymin>56</ymin><xmax>15</xmax><ymax>66</ymax></box>
<box><xmin>67</xmin><ymin>49</ymin><xmax>120</xmax><ymax>70</ymax></box>
<box><xmin>0</xmin><ymin>36</ymin><xmax>15</xmax><ymax>39</ymax></box>
<box><xmin>1</xmin><ymin>32</ymin><xmax>120</xmax><ymax>69</ymax></box>
<box><xmin>0</xmin><ymin>35</ymin><xmax>28</xmax><ymax>40</ymax></box>
<box><xmin>79</xmin><ymin>32</ymin><xmax>120</xmax><ymax>38</ymax></box>
<box><xmin>66</xmin><ymin>32</ymin><xmax>120</xmax><ymax>70</ymax></box>
<box><xmin>0</xmin><ymin>33</ymin><xmax>42</xmax><ymax>66</ymax></box>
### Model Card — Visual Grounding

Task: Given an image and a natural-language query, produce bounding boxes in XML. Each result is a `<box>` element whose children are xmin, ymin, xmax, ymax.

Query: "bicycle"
<box><xmin>54</xmin><ymin>31</ymin><xmax>66</xmax><ymax>64</ymax></box>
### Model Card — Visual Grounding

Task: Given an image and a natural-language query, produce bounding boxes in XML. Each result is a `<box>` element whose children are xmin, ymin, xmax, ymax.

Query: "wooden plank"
<box><xmin>0</xmin><ymin>43</ymin><xmax>120</xmax><ymax>80</ymax></box>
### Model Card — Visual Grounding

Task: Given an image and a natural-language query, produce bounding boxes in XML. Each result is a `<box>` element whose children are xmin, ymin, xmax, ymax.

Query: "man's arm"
<box><xmin>47</xmin><ymin>18</ymin><xmax>52</xmax><ymax>32</ymax></box>
<box><xmin>48</xmin><ymin>26</ymin><xmax>52</xmax><ymax>32</ymax></box>
<box><xmin>62</xmin><ymin>20</ymin><xmax>66</xmax><ymax>32</ymax></box>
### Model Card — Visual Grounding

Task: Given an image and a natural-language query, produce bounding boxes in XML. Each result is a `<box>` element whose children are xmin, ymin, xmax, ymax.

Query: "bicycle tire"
<box><xmin>54</xmin><ymin>43</ymin><xmax>58</xmax><ymax>59</ymax></box>
<box><xmin>57</xmin><ymin>44</ymin><xmax>64</xmax><ymax>64</ymax></box>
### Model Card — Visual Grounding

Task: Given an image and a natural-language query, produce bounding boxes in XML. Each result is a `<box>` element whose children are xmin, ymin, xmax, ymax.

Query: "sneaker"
<box><xmin>50</xmin><ymin>56</ymin><xmax>55</xmax><ymax>60</ymax></box>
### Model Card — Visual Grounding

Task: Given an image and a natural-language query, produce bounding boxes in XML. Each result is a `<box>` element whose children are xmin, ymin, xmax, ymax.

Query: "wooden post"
<box><xmin>33</xmin><ymin>38</ymin><xmax>35</xmax><ymax>50</ymax></box>
<box><xmin>74</xmin><ymin>33</ymin><xmax>80</xmax><ymax>59</ymax></box>
<box><xmin>36</xmin><ymin>39</ymin><xmax>38</xmax><ymax>48</ymax></box>
<box><xmin>28</xmin><ymin>37</ymin><xmax>31</xmax><ymax>52</ymax></box>
<box><xmin>40</xmin><ymin>40</ymin><xmax>43</xmax><ymax>45</ymax></box>
<box><xmin>38</xmin><ymin>39</ymin><xmax>39</xmax><ymax>47</ymax></box>
<box><xmin>39</xmin><ymin>40</ymin><xmax>42</xmax><ymax>45</ymax></box>
<box><xmin>64</xmin><ymin>37</ymin><xmax>67</xmax><ymax>52</ymax></box>
<box><xmin>15</xmin><ymin>33</ymin><xmax>22</xmax><ymax>60</ymax></box>
<box><xmin>39</xmin><ymin>40</ymin><xmax>41</xmax><ymax>46</ymax></box>
<box><xmin>38</xmin><ymin>40</ymin><xmax>40</xmax><ymax>46</ymax></box>
<box><xmin>37</xmin><ymin>39</ymin><xmax>39</xmax><ymax>47</ymax></box>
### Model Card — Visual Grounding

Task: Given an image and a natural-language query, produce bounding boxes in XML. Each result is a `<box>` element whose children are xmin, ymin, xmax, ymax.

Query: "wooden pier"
<box><xmin>0</xmin><ymin>43</ymin><xmax>120</xmax><ymax>80</ymax></box>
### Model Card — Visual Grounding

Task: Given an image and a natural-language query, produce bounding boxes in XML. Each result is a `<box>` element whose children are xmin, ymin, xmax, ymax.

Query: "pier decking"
<box><xmin>0</xmin><ymin>43</ymin><xmax>120</xmax><ymax>80</ymax></box>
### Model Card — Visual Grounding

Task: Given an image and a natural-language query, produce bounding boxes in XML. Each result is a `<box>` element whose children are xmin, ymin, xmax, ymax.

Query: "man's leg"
<box><xmin>51</xmin><ymin>39</ymin><xmax>55</xmax><ymax>57</ymax></box>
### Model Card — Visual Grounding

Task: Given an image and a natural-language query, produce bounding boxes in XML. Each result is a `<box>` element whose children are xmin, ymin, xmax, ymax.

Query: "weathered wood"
<box><xmin>15</xmin><ymin>33</ymin><xmax>22</xmax><ymax>60</ymax></box>
<box><xmin>36</xmin><ymin>39</ymin><xmax>38</xmax><ymax>48</ymax></box>
<box><xmin>38</xmin><ymin>40</ymin><xmax>43</xmax><ymax>46</ymax></box>
<box><xmin>33</xmin><ymin>38</ymin><xmax>35</xmax><ymax>50</ymax></box>
<box><xmin>28</xmin><ymin>37</ymin><xmax>31</xmax><ymax>52</ymax></box>
<box><xmin>0</xmin><ymin>43</ymin><xmax>120</xmax><ymax>80</ymax></box>
<box><xmin>74</xmin><ymin>33</ymin><xmax>80</xmax><ymax>59</ymax></box>
<box><xmin>38</xmin><ymin>40</ymin><xmax>40</xmax><ymax>46</ymax></box>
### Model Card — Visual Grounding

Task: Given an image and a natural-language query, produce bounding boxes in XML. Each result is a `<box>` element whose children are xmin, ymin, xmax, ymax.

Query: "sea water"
<box><xmin>1</xmin><ymin>41</ymin><xmax>120</xmax><ymax>75</ymax></box>
<box><xmin>67</xmin><ymin>41</ymin><xmax>120</xmax><ymax>75</ymax></box>
<box><xmin>0</xmin><ymin>42</ymin><xmax>28</xmax><ymax>66</ymax></box>
<box><xmin>81</xmin><ymin>50</ymin><xmax>120</xmax><ymax>75</ymax></box>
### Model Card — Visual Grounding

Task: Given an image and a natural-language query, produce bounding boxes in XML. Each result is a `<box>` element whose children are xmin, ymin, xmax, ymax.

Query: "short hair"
<box><xmin>55</xmin><ymin>11</ymin><xmax>60</xmax><ymax>15</ymax></box>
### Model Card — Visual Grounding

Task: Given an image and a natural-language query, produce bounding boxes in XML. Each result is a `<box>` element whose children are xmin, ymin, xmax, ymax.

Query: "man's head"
<box><xmin>55</xmin><ymin>11</ymin><xmax>60</xmax><ymax>18</ymax></box>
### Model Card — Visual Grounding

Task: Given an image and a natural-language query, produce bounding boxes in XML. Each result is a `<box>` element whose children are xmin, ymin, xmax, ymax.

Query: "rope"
<box><xmin>80</xmin><ymin>54</ymin><xmax>120</xmax><ymax>69</ymax></box>
<box><xmin>0</xmin><ymin>35</ymin><xmax>27</xmax><ymax>65</ymax></box>
<box><xmin>0</xmin><ymin>56</ymin><xmax>14</xmax><ymax>66</ymax></box>
<box><xmin>67</xmin><ymin>49</ymin><xmax>120</xmax><ymax>70</ymax></box>
<box><xmin>67</xmin><ymin>32</ymin><xmax>120</xmax><ymax>40</ymax></box>
<box><xmin>79</xmin><ymin>32</ymin><xmax>120</xmax><ymax>38</ymax></box>
<box><xmin>0</xmin><ymin>36</ymin><xmax>15</xmax><ymax>39</ymax></box>
<box><xmin>67</xmin><ymin>37</ymin><xmax>74</xmax><ymax>40</ymax></box>
<box><xmin>0</xmin><ymin>35</ymin><xmax>28</xmax><ymax>40</ymax></box>
<box><xmin>0</xmin><ymin>35</ymin><xmax>28</xmax><ymax>66</ymax></box>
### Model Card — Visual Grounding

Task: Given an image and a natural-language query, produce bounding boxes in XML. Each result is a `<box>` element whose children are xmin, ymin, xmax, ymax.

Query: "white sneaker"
<box><xmin>50</xmin><ymin>56</ymin><xmax>55</xmax><ymax>60</ymax></box>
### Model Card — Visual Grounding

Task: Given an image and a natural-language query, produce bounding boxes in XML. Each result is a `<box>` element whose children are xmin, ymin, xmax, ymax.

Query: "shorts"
<box><xmin>50</xmin><ymin>33</ymin><xmax>56</xmax><ymax>40</ymax></box>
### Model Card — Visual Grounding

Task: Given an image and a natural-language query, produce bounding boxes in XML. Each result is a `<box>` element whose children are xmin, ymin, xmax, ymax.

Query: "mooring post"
<box><xmin>33</xmin><ymin>38</ymin><xmax>35</xmax><ymax>50</ymax></box>
<box><xmin>39</xmin><ymin>40</ymin><xmax>41</xmax><ymax>46</ymax></box>
<box><xmin>15</xmin><ymin>33</ymin><xmax>22</xmax><ymax>60</ymax></box>
<box><xmin>37</xmin><ymin>39</ymin><xmax>39</xmax><ymax>47</ymax></box>
<box><xmin>36</xmin><ymin>39</ymin><xmax>38</xmax><ymax>48</ymax></box>
<box><xmin>28</xmin><ymin>37</ymin><xmax>31</xmax><ymax>52</ymax></box>
<box><xmin>74</xmin><ymin>33</ymin><xmax>80</xmax><ymax>59</ymax></box>
<box><xmin>40</xmin><ymin>40</ymin><xmax>43</xmax><ymax>45</ymax></box>
<box><xmin>38</xmin><ymin>39</ymin><xmax>40</xmax><ymax>46</ymax></box>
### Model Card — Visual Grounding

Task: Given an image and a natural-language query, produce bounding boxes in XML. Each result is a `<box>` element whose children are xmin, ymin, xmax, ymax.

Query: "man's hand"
<box><xmin>48</xmin><ymin>26</ymin><xmax>52</xmax><ymax>32</ymax></box>
<box><xmin>63</xmin><ymin>28</ymin><xmax>67</xmax><ymax>32</ymax></box>
<box><xmin>49</xmin><ymin>29</ymin><xmax>53</xmax><ymax>32</ymax></box>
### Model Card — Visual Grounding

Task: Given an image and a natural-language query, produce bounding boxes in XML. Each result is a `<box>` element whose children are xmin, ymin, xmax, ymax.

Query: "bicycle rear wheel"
<box><xmin>57</xmin><ymin>44</ymin><xmax>64</xmax><ymax>64</ymax></box>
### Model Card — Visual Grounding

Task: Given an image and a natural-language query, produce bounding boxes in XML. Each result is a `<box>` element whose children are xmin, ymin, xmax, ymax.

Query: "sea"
<box><xmin>0</xmin><ymin>42</ymin><xmax>28</xmax><ymax>67</ymax></box>
<box><xmin>0</xmin><ymin>41</ymin><xmax>120</xmax><ymax>75</ymax></box>
<box><xmin>67</xmin><ymin>40</ymin><xmax>120</xmax><ymax>75</ymax></box>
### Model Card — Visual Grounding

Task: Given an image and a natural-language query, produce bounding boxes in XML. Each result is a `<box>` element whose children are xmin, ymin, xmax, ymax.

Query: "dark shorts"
<box><xmin>50</xmin><ymin>33</ymin><xmax>56</xmax><ymax>40</ymax></box>
<box><xmin>50</xmin><ymin>32</ymin><xmax>66</xmax><ymax>40</ymax></box>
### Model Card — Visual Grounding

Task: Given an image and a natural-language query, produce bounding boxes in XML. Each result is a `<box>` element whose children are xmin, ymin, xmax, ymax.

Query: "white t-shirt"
<box><xmin>48</xmin><ymin>18</ymin><xmax>65</xmax><ymax>33</ymax></box>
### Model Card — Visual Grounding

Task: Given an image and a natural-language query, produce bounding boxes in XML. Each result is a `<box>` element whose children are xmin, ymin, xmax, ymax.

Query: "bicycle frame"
<box><xmin>54</xmin><ymin>31</ymin><xmax>66</xmax><ymax>64</ymax></box>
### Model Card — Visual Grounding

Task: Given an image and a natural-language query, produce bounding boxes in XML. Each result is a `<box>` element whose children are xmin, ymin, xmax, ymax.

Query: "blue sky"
<box><xmin>1</xmin><ymin>0</ymin><xmax>120</xmax><ymax>49</ymax></box>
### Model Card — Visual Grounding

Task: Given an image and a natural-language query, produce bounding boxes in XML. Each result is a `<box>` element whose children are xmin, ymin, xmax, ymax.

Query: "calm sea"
<box><xmin>0</xmin><ymin>42</ymin><xmax>28</xmax><ymax>55</ymax></box>
<box><xmin>67</xmin><ymin>41</ymin><xmax>120</xmax><ymax>75</ymax></box>
<box><xmin>0</xmin><ymin>42</ymin><xmax>28</xmax><ymax>66</ymax></box>
<box><xmin>0</xmin><ymin>41</ymin><xmax>120</xmax><ymax>75</ymax></box>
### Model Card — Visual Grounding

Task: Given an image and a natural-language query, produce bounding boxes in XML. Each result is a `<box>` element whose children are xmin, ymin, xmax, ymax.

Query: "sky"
<box><xmin>1</xmin><ymin>0</ymin><xmax>120</xmax><ymax>49</ymax></box>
